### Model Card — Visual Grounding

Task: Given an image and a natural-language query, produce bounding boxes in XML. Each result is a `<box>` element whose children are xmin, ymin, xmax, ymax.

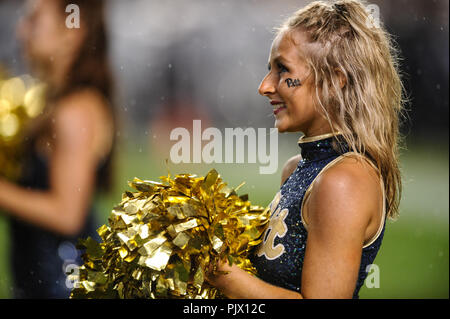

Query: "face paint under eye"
<box><xmin>285</xmin><ymin>78</ymin><xmax>301</xmax><ymax>88</ymax></box>
<box><xmin>277</xmin><ymin>63</ymin><xmax>288</xmax><ymax>74</ymax></box>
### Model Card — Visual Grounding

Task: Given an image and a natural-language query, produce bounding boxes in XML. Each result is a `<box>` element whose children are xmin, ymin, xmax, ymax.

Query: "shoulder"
<box><xmin>54</xmin><ymin>88</ymin><xmax>107</xmax><ymax>120</ymax></box>
<box><xmin>52</xmin><ymin>89</ymin><xmax>109</xmax><ymax>145</ymax></box>
<box><xmin>281</xmin><ymin>154</ymin><xmax>302</xmax><ymax>185</ymax></box>
<box><xmin>307</xmin><ymin>155</ymin><xmax>381</xmax><ymax>230</ymax></box>
<box><xmin>319</xmin><ymin>155</ymin><xmax>380</xmax><ymax>194</ymax></box>
<box><xmin>53</xmin><ymin>88</ymin><xmax>111</xmax><ymax>131</ymax></box>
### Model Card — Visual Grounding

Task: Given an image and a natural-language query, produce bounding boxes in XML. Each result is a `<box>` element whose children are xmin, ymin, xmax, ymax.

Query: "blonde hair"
<box><xmin>278</xmin><ymin>0</ymin><xmax>406</xmax><ymax>219</ymax></box>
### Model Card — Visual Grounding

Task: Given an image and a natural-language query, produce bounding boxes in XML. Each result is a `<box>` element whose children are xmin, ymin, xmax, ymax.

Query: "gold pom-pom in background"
<box><xmin>0</xmin><ymin>67</ymin><xmax>46</xmax><ymax>180</ymax></box>
<box><xmin>70</xmin><ymin>169</ymin><xmax>270</xmax><ymax>299</ymax></box>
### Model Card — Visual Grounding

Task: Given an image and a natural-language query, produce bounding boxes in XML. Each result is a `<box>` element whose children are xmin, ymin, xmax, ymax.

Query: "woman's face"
<box><xmin>258</xmin><ymin>30</ymin><xmax>330</xmax><ymax>136</ymax></box>
<box><xmin>17</xmin><ymin>0</ymin><xmax>83</xmax><ymax>74</ymax></box>
<box><xmin>18</xmin><ymin>0</ymin><xmax>64</xmax><ymax>63</ymax></box>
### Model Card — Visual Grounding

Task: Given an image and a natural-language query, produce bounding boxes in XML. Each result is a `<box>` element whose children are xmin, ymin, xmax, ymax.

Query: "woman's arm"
<box><xmin>207</xmin><ymin>262</ymin><xmax>303</xmax><ymax>299</ymax></box>
<box><xmin>300</xmin><ymin>158</ymin><xmax>381</xmax><ymax>298</ymax></box>
<box><xmin>208</xmin><ymin>157</ymin><xmax>381</xmax><ymax>299</ymax></box>
<box><xmin>0</xmin><ymin>91</ymin><xmax>107</xmax><ymax>236</ymax></box>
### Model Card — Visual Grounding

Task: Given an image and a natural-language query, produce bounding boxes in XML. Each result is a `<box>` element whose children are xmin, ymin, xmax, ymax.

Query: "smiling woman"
<box><xmin>206</xmin><ymin>0</ymin><xmax>406</xmax><ymax>299</ymax></box>
<box><xmin>260</xmin><ymin>29</ymin><xmax>326</xmax><ymax>135</ymax></box>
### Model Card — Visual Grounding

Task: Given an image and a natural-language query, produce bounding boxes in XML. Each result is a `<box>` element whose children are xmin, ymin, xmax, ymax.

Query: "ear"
<box><xmin>334</xmin><ymin>68</ymin><xmax>347</xmax><ymax>89</ymax></box>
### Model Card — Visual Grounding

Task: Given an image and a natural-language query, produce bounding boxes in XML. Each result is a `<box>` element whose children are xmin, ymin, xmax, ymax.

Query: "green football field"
<box><xmin>0</xmin><ymin>138</ymin><xmax>448</xmax><ymax>298</ymax></box>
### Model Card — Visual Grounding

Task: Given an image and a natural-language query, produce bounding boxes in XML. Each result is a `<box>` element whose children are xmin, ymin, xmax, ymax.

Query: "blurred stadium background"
<box><xmin>0</xmin><ymin>0</ymin><xmax>448</xmax><ymax>298</ymax></box>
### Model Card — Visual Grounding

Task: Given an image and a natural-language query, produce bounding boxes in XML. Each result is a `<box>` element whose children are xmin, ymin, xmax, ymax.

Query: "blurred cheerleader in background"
<box><xmin>207</xmin><ymin>0</ymin><xmax>405</xmax><ymax>299</ymax></box>
<box><xmin>0</xmin><ymin>0</ymin><xmax>116</xmax><ymax>298</ymax></box>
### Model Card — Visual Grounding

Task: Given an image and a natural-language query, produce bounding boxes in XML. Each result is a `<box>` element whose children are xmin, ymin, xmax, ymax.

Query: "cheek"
<box><xmin>31</xmin><ymin>16</ymin><xmax>63</xmax><ymax>53</ymax></box>
<box><xmin>278</xmin><ymin>77</ymin><xmax>305</xmax><ymax>105</ymax></box>
<box><xmin>282</xmin><ymin>83</ymin><xmax>318</xmax><ymax>120</ymax></box>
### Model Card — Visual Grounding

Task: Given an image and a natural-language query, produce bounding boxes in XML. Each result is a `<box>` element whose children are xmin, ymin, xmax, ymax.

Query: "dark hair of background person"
<box><xmin>42</xmin><ymin>0</ymin><xmax>117</xmax><ymax>192</ymax></box>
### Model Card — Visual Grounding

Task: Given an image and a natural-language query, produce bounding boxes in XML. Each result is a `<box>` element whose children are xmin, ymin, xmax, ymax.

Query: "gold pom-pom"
<box><xmin>0</xmin><ymin>69</ymin><xmax>47</xmax><ymax>180</ymax></box>
<box><xmin>70</xmin><ymin>169</ymin><xmax>270</xmax><ymax>299</ymax></box>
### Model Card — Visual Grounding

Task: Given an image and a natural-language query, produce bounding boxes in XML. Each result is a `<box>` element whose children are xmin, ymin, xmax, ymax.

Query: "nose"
<box><xmin>258</xmin><ymin>73</ymin><xmax>276</xmax><ymax>97</ymax></box>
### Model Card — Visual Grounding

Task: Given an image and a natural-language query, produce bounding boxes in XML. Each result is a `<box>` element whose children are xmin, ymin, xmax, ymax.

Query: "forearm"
<box><xmin>0</xmin><ymin>179</ymin><xmax>84</xmax><ymax>235</ymax></box>
<box><xmin>211</xmin><ymin>264</ymin><xmax>303</xmax><ymax>299</ymax></box>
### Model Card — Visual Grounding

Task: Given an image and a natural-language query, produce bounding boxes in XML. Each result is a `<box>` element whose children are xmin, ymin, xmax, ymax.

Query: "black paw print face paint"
<box><xmin>285</xmin><ymin>78</ymin><xmax>301</xmax><ymax>88</ymax></box>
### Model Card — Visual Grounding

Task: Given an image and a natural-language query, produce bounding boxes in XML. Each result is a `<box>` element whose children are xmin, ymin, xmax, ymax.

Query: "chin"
<box><xmin>274</xmin><ymin>124</ymin><xmax>290</xmax><ymax>134</ymax></box>
<box><xmin>275</xmin><ymin>121</ymin><xmax>299</xmax><ymax>134</ymax></box>
<box><xmin>274</xmin><ymin>121</ymin><xmax>284</xmax><ymax>133</ymax></box>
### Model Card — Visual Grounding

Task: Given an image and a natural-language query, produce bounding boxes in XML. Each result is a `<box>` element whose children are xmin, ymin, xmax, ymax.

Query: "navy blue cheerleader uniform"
<box><xmin>251</xmin><ymin>133</ymin><xmax>386</xmax><ymax>299</ymax></box>
<box><xmin>10</xmin><ymin>139</ymin><xmax>105</xmax><ymax>298</ymax></box>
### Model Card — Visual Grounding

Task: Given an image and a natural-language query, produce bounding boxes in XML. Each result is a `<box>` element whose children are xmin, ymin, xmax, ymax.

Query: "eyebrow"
<box><xmin>268</xmin><ymin>55</ymin><xmax>290</xmax><ymax>69</ymax></box>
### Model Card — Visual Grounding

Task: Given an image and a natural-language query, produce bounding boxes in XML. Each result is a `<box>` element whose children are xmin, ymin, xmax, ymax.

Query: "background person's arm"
<box><xmin>0</xmin><ymin>92</ymin><xmax>106</xmax><ymax>236</ymax></box>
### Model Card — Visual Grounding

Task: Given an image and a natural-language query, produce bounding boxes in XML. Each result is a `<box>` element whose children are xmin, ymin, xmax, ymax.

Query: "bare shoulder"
<box><xmin>281</xmin><ymin>154</ymin><xmax>302</xmax><ymax>186</ymax></box>
<box><xmin>54</xmin><ymin>88</ymin><xmax>108</xmax><ymax>120</ymax></box>
<box><xmin>320</xmin><ymin>155</ymin><xmax>381</xmax><ymax>191</ymax></box>
<box><xmin>307</xmin><ymin>155</ymin><xmax>382</xmax><ymax>229</ymax></box>
<box><xmin>52</xmin><ymin>89</ymin><xmax>113</xmax><ymax>153</ymax></box>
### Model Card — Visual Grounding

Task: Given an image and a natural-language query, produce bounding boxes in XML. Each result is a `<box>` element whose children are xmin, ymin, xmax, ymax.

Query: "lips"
<box><xmin>273</xmin><ymin>106</ymin><xmax>286</xmax><ymax>115</ymax></box>
<box><xmin>271</xmin><ymin>100</ymin><xmax>287</xmax><ymax>115</ymax></box>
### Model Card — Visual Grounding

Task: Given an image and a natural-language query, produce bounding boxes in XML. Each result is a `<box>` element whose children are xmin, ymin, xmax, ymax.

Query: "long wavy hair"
<box><xmin>29</xmin><ymin>0</ymin><xmax>116</xmax><ymax>191</ymax></box>
<box><xmin>61</xmin><ymin>0</ymin><xmax>115</xmax><ymax>191</ymax></box>
<box><xmin>55</xmin><ymin>0</ymin><xmax>113</xmax><ymax>102</ymax></box>
<box><xmin>278</xmin><ymin>0</ymin><xmax>406</xmax><ymax>219</ymax></box>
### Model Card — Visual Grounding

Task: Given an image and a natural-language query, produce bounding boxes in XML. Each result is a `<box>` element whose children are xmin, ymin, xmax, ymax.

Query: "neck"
<box><xmin>302</xmin><ymin>120</ymin><xmax>335</xmax><ymax>138</ymax></box>
<box><xmin>33</xmin><ymin>50</ymin><xmax>75</xmax><ymax>96</ymax></box>
<box><xmin>301</xmin><ymin>127</ymin><xmax>338</xmax><ymax>140</ymax></box>
<box><xmin>47</xmin><ymin>56</ymin><xmax>74</xmax><ymax>93</ymax></box>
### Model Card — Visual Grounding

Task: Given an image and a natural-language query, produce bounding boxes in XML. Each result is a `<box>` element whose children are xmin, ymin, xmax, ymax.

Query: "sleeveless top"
<box><xmin>10</xmin><ymin>144</ymin><xmax>102</xmax><ymax>299</ymax></box>
<box><xmin>250</xmin><ymin>133</ymin><xmax>386</xmax><ymax>299</ymax></box>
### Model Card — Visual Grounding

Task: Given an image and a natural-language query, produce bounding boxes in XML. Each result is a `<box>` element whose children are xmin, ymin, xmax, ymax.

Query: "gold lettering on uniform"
<box><xmin>256</xmin><ymin>192</ymin><xmax>289</xmax><ymax>260</ymax></box>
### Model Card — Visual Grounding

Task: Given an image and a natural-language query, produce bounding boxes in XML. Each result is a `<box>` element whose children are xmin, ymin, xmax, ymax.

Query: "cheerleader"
<box><xmin>207</xmin><ymin>0</ymin><xmax>404</xmax><ymax>299</ymax></box>
<box><xmin>0</xmin><ymin>0</ymin><xmax>115</xmax><ymax>298</ymax></box>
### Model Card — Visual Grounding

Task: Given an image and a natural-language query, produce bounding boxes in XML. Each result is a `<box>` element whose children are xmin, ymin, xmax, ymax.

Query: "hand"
<box><xmin>205</xmin><ymin>257</ymin><xmax>233</xmax><ymax>288</ymax></box>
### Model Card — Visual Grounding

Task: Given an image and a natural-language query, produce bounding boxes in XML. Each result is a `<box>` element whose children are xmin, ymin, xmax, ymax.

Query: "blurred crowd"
<box><xmin>1</xmin><ymin>0</ymin><xmax>448</xmax><ymax>143</ymax></box>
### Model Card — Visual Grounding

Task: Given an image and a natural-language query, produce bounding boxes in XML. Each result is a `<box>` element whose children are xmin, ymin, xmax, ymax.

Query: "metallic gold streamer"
<box><xmin>0</xmin><ymin>69</ymin><xmax>46</xmax><ymax>180</ymax></box>
<box><xmin>70</xmin><ymin>169</ymin><xmax>270</xmax><ymax>299</ymax></box>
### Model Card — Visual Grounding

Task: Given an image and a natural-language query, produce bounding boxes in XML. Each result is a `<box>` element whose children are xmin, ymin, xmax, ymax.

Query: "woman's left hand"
<box><xmin>205</xmin><ymin>257</ymin><xmax>302</xmax><ymax>299</ymax></box>
<box><xmin>205</xmin><ymin>258</ymin><xmax>234</xmax><ymax>288</ymax></box>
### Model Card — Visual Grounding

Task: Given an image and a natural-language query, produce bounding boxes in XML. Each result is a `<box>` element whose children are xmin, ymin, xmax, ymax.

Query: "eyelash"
<box><xmin>277</xmin><ymin>63</ymin><xmax>288</xmax><ymax>74</ymax></box>
<box><xmin>267</xmin><ymin>63</ymin><xmax>289</xmax><ymax>74</ymax></box>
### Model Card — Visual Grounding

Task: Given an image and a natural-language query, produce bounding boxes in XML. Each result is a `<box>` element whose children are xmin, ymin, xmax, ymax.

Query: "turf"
<box><xmin>0</xmin><ymin>139</ymin><xmax>448</xmax><ymax>298</ymax></box>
